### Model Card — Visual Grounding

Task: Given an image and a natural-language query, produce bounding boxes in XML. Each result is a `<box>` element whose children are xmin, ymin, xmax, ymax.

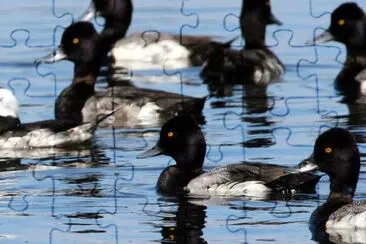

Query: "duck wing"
<box><xmin>83</xmin><ymin>86</ymin><xmax>205</xmax><ymax>127</ymax></box>
<box><xmin>186</xmin><ymin>162</ymin><xmax>320</xmax><ymax>196</ymax></box>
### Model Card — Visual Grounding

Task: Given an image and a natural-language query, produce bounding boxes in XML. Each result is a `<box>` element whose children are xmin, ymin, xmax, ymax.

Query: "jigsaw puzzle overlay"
<box><xmin>0</xmin><ymin>0</ymin><xmax>365</xmax><ymax>243</ymax></box>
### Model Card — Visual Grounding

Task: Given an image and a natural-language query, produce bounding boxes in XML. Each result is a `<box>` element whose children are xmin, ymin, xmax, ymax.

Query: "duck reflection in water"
<box><xmin>160</xmin><ymin>198</ymin><xmax>207</xmax><ymax>244</ymax></box>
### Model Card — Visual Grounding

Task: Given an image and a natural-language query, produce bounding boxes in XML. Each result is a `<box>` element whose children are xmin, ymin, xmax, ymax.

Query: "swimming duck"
<box><xmin>299</xmin><ymin>128</ymin><xmax>366</xmax><ymax>240</ymax></box>
<box><xmin>35</xmin><ymin>22</ymin><xmax>206</xmax><ymax>128</ymax></box>
<box><xmin>77</xmin><ymin>0</ymin><xmax>231</xmax><ymax>70</ymax></box>
<box><xmin>200</xmin><ymin>0</ymin><xmax>285</xmax><ymax>85</ymax></box>
<box><xmin>306</xmin><ymin>2</ymin><xmax>366</xmax><ymax>101</ymax></box>
<box><xmin>0</xmin><ymin>87</ymin><xmax>110</xmax><ymax>148</ymax></box>
<box><xmin>137</xmin><ymin>115</ymin><xmax>320</xmax><ymax>196</ymax></box>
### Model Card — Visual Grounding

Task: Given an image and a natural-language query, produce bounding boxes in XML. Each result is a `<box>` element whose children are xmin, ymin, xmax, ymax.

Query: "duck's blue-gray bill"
<box><xmin>136</xmin><ymin>145</ymin><xmax>163</xmax><ymax>159</ymax></box>
<box><xmin>305</xmin><ymin>30</ymin><xmax>334</xmax><ymax>45</ymax></box>
<box><xmin>297</xmin><ymin>154</ymin><xmax>318</xmax><ymax>172</ymax></box>
<box><xmin>34</xmin><ymin>47</ymin><xmax>66</xmax><ymax>64</ymax></box>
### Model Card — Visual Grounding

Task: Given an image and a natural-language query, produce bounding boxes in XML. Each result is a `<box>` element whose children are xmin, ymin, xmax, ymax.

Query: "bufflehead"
<box><xmin>0</xmin><ymin>87</ymin><xmax>110</xmax><ymax>148</ymax></box>
<box><xmin>306</xmin><ymin>2</ymin><xmax>366</xmax><ymax>101</ymax></box>
<box><xmin>200</xmin><ymin>0</ymin><xmax>285</xmax><ymax>84</ymax></box>
<box><xmin>77</xmin><ymin>0</ymin><xmax>231</xmax><ymax>70</ymax></box>
<box><xmin>35</xmin><ymin>22</ymin><xmax>206</xmax><ymax>128</ymax></box>
<box><xmin>299</xmin><ymin>128</ymin><xmax>366</xmax><ymax>241</ymax></box>
<box><xmin>137</xmin><ymin>115</ymin><xmax>320</xmax><ymax>196</ymax></box>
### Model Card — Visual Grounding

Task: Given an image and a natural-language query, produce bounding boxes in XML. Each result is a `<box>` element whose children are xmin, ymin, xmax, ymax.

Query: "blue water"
<box><xmin>0</xmin><ymin>0</ymin><xmax>364</xmax><ymax>243</ymax></box>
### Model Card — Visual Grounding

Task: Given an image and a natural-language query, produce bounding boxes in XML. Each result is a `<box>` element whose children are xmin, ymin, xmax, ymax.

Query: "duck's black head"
<box><xmin>137</xmin><ymin>116</ymin><xmax>206</xmax><ymax>170</ymax></box>
<box><xmin>35</xmin><ymin>22</ymin><xmax>99</xmax><ymax>65</ymax></box>
<box><xmin>308</xmin><ymin>3</ymin><xmax>366</xmax><ymax>49</ymax></box>
<box><xmin>300</xmin><ymin>128</ymin><xmax>360</xmax><ymax>199</ymax></box>
<box><xmin>60</xmin><ymin>22</ymin><xmax>100</xmax><ymax>64</ymax></box>
<box><xmin>240</xmin><ymin>0</ymin><xmax>282</xmax><ymax>48</ymax></box>
<box><xmin>35</xmin><ymin>21</ymin><xmax>109</xmax><ymax>80</ymax></box>
<box><xmin>78</xmin><ymin>0</ymin><xmax>133</xmax><ymax>39</ymax></box>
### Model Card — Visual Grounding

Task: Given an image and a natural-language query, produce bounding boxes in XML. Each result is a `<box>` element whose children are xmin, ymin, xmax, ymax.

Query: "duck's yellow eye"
<box><xmin>167</xmin><ymin>132</ymin><xmax>174</xmax><ymax>138</ymax></box>
<box><xmin>72</xmin><ymin>38</ymin><xmax>80</xmax><ymax>45</ymax></box>
<box><xmin>338</xmin><ymin>19</ymin><xmax>345</xmax><ymax>26</ymax></box>
<box><xmin>325</xmin><ymin>147</ymin><xmax>332</xmax><ymax>153</ymax></box>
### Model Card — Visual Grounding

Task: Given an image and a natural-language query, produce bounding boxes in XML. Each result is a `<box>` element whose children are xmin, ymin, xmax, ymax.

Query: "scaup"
<box><xmin>299</xmin><ymin>128</ymin><xmax>366</xmax><ymax>241</ymax></box>
<box><xmin>77</xmin><ymin>0</ymin><xmax>231</xmax><ymax>70</ymax></box>
<box><xmin>200</xmin><ymin>0</ymin><xmax>285</xmax><ymax>84</ymax></box>
<box><xmin>137</xmin><ymin>115</ymin><xmax>320</xmax><ymax>196</ymax></box>
<box><xmin>35</xmin><ymin>22</ymin><xmax>206</xmax><ymax>128</ymax></box>
<box><xmin>306</xmin><ymin>2</ymin><xmax>366</xmax><ymax>102</ymax></box>
<box><xmin>0</xmin><ymin>87</ymin><xmax>110</xmax><ymax>148</ymax></box>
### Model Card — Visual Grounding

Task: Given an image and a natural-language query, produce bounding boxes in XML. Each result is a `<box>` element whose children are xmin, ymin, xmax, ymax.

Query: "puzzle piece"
<box><xmin>1</xmin><ymin>0</ymin><xmax>365</xmax><ymax>243</ymax></box>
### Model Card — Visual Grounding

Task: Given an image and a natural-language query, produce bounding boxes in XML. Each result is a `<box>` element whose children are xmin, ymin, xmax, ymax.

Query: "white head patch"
<box><xmin>0</xmin><ymin>88</ymin><xmax>19</xmax><ymax>118</ymax></box>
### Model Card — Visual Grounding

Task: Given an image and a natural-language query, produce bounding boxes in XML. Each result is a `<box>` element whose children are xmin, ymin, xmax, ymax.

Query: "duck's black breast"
<box><xmin>0</xmin><ymin>116</ymin><xmax>21</xmax><ymax>134</ymax></box>
<box><xmin>156</xmin><ymin>165</ymin><xmax>204</xmax><ymax>195</ymax></box>
<box><xmin>310</xmin><ymin>199</ymin><xmax>349</xmax><ymax>233</ymax></box>
<box><xmin>55</xmin><ymin>82</ymin><xmax>95</xmax><ymax>124</ymax></box>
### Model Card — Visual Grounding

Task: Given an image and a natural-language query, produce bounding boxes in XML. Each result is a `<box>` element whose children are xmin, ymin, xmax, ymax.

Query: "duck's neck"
<box><xmin>55</xmin><ymin>56</ymin><xmax>103</xmax><ymax>124</ymax></box>
<box><xmin>240</xmin><ymin>4</ymin><xmax>266</xmax><ymax>49</ymax></box>
<box><xmin>102</xmin><ymin>0</ymin><xmax>133</xmax><ymax>41</ymax></box>
<box><xmin>328</xmin><ymin>152</ymin><xmax>360</xmax><ymax>202</ymax></box>
<box><xmin>310</xmin><ymin>160</ymin><xmax>360</xmax><ymax>232</ymax></box>
<box><xmin>175</xmin><ymin>139</ymin><xmax>206</xmax><ymax>172</ymax></box>
<box><xmin>73</xmin><ymin>61</ymin><xmax>100</xmax><ymax>86</ymax></box>
<box><xmin>328</xmin><ymin>172</ymin><xmax>359</xmax><ymax>202</ymax></box>
<box><xmin>345</xmin><ymin>47</ymin><xmax>366</xmax><ymax>68</ymax></box>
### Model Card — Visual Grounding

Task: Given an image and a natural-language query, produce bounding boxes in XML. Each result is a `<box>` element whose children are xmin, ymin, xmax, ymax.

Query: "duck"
<box><xmin>35</xmin><ymin>22</ymin><xmax>206</xmax><ymax>128</ymax></box>
<box><xmin>298</xmin><ymin>128</ymin><xmax>366</xmax><ymax>242</ymax></box>
<box><xmin>137</xmin><ymin>115</ymin><xmax>320</xmax><ymax>196</ymax></box>
<box><xmin>200</xmin><ymin>0</ymin><xmax>285</xmax><ymax>85</ymax></box>
<box><xmin>76</xmin><ymin>0</ymin><xmax>233</xmax><ymax>70</ymax></box>
<box><xmin>0</xmin><ymin>87</ymin><xmax>111</xmax><ymax>148</ymax></box>
<box><xmin>306</xmin><ymin>2</ymin><xmax>366</xmax><ymax>102</ymax></box>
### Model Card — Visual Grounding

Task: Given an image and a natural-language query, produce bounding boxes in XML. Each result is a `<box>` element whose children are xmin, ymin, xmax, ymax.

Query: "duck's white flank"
<box><xmin>83</xmin><ymin>96</ymin><xmax>162</xmax><ymax>128</ymax></box>
<box><xmin>0</xmin><ymin>88</ymin><xmax>18</xmax><ymax>118</ymax></box>
<box><xmin>326</xmin><ymin>211</ymin><xmax>366</xmax><ymax>229</ymax></box>
<box><xmin>0</xmin><ymin>122</ymin><xmax>95</xmax><ymax>149</ymax></box>
<box><xmin>111</xmin><ymin>39</ymin><xmax>190</xmax><ymax>70</ymax></box>
<box><xmin>186</xmin><ymin>169</ymin><xmax>271</xmax><ymax>197</ymax></box>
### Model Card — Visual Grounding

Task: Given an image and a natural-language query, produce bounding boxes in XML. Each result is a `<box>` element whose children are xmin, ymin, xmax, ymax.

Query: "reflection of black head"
<box><xmin>161</xmin><ymin>201</ymin><xmax>207</xmax><ymax>244</ymax></box>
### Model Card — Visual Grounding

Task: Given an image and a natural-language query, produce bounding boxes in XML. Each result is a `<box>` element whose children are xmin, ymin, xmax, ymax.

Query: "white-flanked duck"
<box><xmin>299</xmin><ymin>128</ymin><xmax>366</xmax><ymax>243</ymax></box>
<box><xmin>306</xmin><ymin>2</ymin><xmax>366</xmax><ymax>102</ymax></box>
<box><xmin>137</xmin><ymin>115</ymin><xmax>320</xmax><ymax>196</ymax></box>
<box><xmin>76</xmin><ymin>0</ymin><xmax>232</xmax><ymax>70</ymax></box>
<box><xmin>0</xmin><ymin>87</ymin><xmax>110</xmax><ymax>148</ymax></box>
<box><xmin>36</xmin><ymin>22</ymin><xmax>206</xmax><ymax>128</ymax></box>
<box><xmin>200</xmin><ymin>0</ymin><xmax>285</xmax><ymax>84</ymax></box>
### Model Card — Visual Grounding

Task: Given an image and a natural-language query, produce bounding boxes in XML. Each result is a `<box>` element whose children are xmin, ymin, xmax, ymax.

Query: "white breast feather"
<box><xmin>0</xmin><ymin>88</ymin><xmax>19</xmax><ymax>118</ymax></box>
<box><xmin>83</xmin><ymin>96</ymin><xmax>162</xmax><ymax>128</ymax></box>
<box><xmin>138</xmin><ymin>102</ymin><xmax>161</xmax><ymax>125</ymax></box>
<box><xmin>360</xmin><ymin>80</ymin><xmax>366</xmax><ymax>96</ymax></box>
